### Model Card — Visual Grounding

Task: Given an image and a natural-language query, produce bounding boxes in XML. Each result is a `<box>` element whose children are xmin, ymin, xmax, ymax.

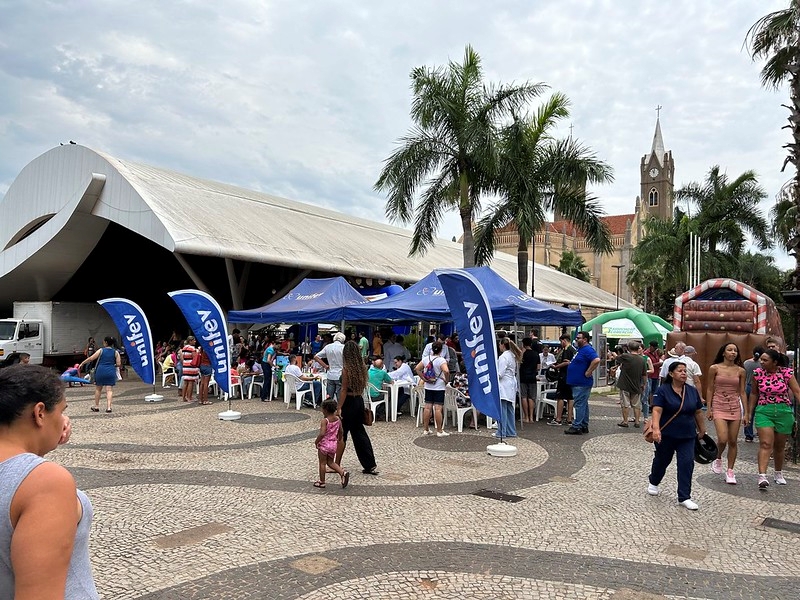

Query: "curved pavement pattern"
<box><xmin>56</xmin><ymin>380</ymin><xmax>800</xmax><ymax>599</ymax></box>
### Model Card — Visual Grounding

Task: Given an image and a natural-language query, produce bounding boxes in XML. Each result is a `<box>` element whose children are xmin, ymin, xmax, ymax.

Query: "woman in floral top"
<box><xmin>746</xmin><ymin>348</ymin><xmax>800</xmax><ymax>489</ymax></box>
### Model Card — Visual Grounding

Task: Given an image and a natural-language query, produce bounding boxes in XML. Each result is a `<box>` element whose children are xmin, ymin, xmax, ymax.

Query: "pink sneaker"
<box><xmin>711</xmin><ymin>458</ymin><xmax>722</xmax><ymax>475</ymax></box>
<box><xmin>725</xmin><ymin>469</ymin><xmax>736</xmax><ymax>484</ymax></box>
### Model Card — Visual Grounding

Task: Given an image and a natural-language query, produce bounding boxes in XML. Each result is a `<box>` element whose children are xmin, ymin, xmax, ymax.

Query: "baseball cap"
<box><xmin>684</xmin><ymin>345</ymin><xmax>697</xmax><ymax>355</ymax></box>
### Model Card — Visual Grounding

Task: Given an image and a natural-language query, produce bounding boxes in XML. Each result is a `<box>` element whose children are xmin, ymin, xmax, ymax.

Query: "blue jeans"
<box><xmin>571</xmin><ymin>385</ymin><xmax>591</xmax><ymax>429</ymax></box>
<box><xmin>326</xmin><ymin>378</ymin><xmax>342</xmax><ymax>402</ymax></box>
<box><xmin>297</xmin><ymin>380</ymin><xmax>322</xmax><ymax>402</ymax></box>
<box><xmin>649</xmin><ymin>436</ymin><xmax>695</xmax><ymax>502</ymax></box>
<box><xmin>643</xmin><ymin>378</ymin><xmax>659</xmax><ymax>418</ymax></box>
<box><xmin>499</xmin><ymin>399</ymin><xmax>517</xmax><ymax>437</ymax></box>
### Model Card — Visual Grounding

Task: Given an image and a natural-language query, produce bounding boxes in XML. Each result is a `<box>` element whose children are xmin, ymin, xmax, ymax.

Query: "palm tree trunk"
<box><xmin>791</xmin><ymin>72</ymin><xmax>800</xmax><ymax>290</ymax></box>
<box><xmin>461</xmin><ymin>209</ymin><xmax>475</xmax><ymax>268</ymax></box>
<box><xmin>530</xmin><ymin>234</ymin><xmax>536</xmax><ymax>297</ymax></box>
<box><xmin>459</xmin><ymin>171</ymin><xmax>475</xmax><ymax>268</ymax></box>
<box><xmin>516</xmin><ymin>227</ymin><xmax>528</xmax><ymax>292</ymax></box>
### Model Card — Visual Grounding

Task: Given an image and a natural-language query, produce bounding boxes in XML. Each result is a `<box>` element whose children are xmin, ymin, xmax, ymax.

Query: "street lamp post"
<box><xmin>612</xmin><ymin>264</ymin><xmax>624</xmax><ymax>310</ymax></box>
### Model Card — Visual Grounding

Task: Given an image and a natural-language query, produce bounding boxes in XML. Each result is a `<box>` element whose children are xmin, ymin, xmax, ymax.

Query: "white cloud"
<box><xmin>0</xmin><ymin>0</ymin><xmax>793</xmax><ymax>269</ymax></box>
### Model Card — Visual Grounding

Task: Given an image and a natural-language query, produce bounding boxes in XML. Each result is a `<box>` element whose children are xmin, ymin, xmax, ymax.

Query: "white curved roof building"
<box><xmin>0</xmin><ymin>145</ymin><xmax>632</xmax><ymax>329</ymax></box>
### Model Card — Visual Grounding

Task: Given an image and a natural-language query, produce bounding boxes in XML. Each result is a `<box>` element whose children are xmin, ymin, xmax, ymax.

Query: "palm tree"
<box><xmin>746</xmin><ymin>2</ymin><xmax>800</xmax><ymax>287</ymax></box>
<box><xmin>675</xmin><ymin>166</ymin><xmax>770</xmax><ymax>260</ymax></box>
<box><xmin>771</xmin><ymin>181</ymin><xmax>797</xmax><ymax>254</ymax></box>
<box><xmin>472</xmin><ymin>93</ymin><xmax>613</xmax><ymax>293</ymax></box>
<box><xmin>556</xmin><ymin>250</ymin><xmax>591</xmax><ymax>282</ymax></box>
<box><xmin>628</xmin><ymin>208</ymin><xmax>692</xmax><ymax>302</ymax></box>
<box><xmin>375</xmin><ymin>45</ymin><xmax>544</xmax><ymax>267</ymax></box>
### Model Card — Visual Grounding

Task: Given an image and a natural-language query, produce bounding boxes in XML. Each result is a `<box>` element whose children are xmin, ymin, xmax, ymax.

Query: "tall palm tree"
<box><xmin>771</xmin><ymin>181</ymin><xmax>797</xmax><ymax>254</ymax></box>
<box><xmin>676</xmin><ymin>166</ymin><xmax>770</xmax><ymax>258</ymax></box>
<box><xmin>375</xmin><ymin>45</ymin><xmax>544</xmax><ymax>267</ymax></box>
<box><xmin>629</xmin><ymin>208</ymin><xmax>692</xmax><ymax>300</ymax></box>
<box><xmin>472</xmin><ymin>93</ymin><xmax>613</xmax><ymax>293</ymax></box>
<box><xmin>746</xmin><ymin>2</ymin><xmax>800</xmax><ymax>286</ymax></box>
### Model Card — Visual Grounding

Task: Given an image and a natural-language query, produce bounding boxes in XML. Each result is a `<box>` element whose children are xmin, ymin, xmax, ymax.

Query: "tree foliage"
<box><xmin>555</xmin><ymin>250</ymin><xmax>592</xmax><ymax>283</ymax></box>
<box><xmin>375</xmin><ymin>45</ymin><xmax>544</xmax><ymax>267</ymax></box>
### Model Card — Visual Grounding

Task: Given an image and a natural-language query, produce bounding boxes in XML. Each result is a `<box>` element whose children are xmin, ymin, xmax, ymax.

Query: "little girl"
<box><xmin>314</xmin><ymin>400</ymin><xmax>350</xmax><ymax>488</ymax></box>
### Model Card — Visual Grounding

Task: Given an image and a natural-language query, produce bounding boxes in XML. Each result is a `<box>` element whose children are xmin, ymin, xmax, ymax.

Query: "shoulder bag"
<box><xmin>643</xmin><ymin>385</ymin><xmax>684</xmax><ymax>443</ymax></box>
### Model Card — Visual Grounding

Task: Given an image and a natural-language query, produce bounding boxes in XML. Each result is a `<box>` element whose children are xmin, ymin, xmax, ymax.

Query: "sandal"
<box><xmin>90</xmin><ymin>407</ymin><xmax>99</xmax><ymax>412</ymax></box>
<box><xmin>362</xmin><ymin>467</ymin><xmax>379</xmax><ymax>476</ymax></box>
<box><xmin>617</xmin><ymin>422</ymin><xmax>629</xmax><ymax>428</ymax></box>
<box><xmin>341</xmin><ymin>471</ymin><xmax>350</xmax><ymax>489</ymax></box>
<box><xmin>105</xmin><ymin>408</ymin><xmax>112</xmax><ymax>413</ymax></box>
<box><xmin>200</xmin><ymin>401</ymin><xmax>213</xmax><ymax>405</ymax></box>
<box><xmin>313</xmin><ymin>481</ymin><xmax>326</xmax><ymax>488</ymax></box>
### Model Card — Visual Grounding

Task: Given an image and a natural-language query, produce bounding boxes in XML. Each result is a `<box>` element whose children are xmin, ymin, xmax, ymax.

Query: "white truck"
<box><xmin>0</xmin><ymin>301</ymin><xmax>117</xmax><ymax>370</ymax></box>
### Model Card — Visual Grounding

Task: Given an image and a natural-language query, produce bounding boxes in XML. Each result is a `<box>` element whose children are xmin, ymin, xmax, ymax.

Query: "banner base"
<box><xmin>144</xmin><ymin>394</ymin><xmax>164</xmax><ymax>402</ymax></box>
<box><xmin>218</xmin><ymin>409</ymin><xmax>242</xmax><ymax>421</ymax></box>
<box><xmin>487</xmin><ymin>442</ymin><xmax>517</xmax><ymax>457</ymax></box>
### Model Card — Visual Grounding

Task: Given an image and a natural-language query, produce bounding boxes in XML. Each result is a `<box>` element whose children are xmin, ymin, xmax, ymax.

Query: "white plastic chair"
<box><xmin>247</xmin><ymin>374</ymin><xmax>264</xmax><ymax>399</ymax></box>
<box><xmin>161</xmin><ymin>363</ymin><xmax>177</xmax><ymax>388</ymax></box>
<box><xmin>284</xmin><ymin>373</ymin><xmax>315</xmax><ymax>410</ymax></box>
<box><xmin>444</xmin><ymin>384</ymin><xmax>477</xmax><ymax>432</ymax></box>
<box><xmin>535</xmin><ymin>383</ymin><xmax>558</xmax><ymax>421</ymax></box>
<box><xmin>364</xmin><ymin>383</ymin><xmax>389</xmax><ymax>422</ymax></box>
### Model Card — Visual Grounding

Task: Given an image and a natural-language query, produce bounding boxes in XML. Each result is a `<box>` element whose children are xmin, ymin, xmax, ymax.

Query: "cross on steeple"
<box><xmin>655</xmin><ymin>105</ymin><xmax>662</xmax><ymax>119</ymax></box>
<box><xmin>569</xmin><ymin>123</ymin><xmax>574</xmax><ymax>139</ymax></box>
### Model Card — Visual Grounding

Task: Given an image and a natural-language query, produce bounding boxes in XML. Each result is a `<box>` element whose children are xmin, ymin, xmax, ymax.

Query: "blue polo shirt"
<box><xmin>566</xmin><ymin>344</ymin><xmax>598</xmax><ymax>387</ymax></box>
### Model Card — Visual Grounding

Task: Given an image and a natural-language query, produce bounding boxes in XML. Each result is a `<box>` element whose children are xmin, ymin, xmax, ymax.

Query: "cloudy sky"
<box><xmin>0</xmin><ymin>0</ymin><xmax>792</xmax><ymax>267</ymax></box>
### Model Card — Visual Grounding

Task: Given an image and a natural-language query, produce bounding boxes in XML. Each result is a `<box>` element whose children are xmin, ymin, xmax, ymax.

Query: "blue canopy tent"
<box><xmin>227</xmin><ymin>277</ymin><xmax>367</xmax><ymax>324</ymax></box>
<box><xmin>343</xmin><ymin>267</ymin><xmax>582</xmax><ymax>325</ymax></box>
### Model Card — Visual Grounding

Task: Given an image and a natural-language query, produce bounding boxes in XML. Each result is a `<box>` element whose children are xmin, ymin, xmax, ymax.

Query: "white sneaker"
<box><xmin>758</xmin><ymin>474</ymin><xmax>770</xmax><ymax>489</ymax></box>
<box><xmin>774</xmin><ymin>471</ymin><xmax>787</xmax><ymax>485</ymax></box>
<box><xmin>711</xmin><ymin>458</ymin><xmax>722</xmax><ymax>474</ymax></box>
<box><xmin>725</xmin><ymin>469</ymin><xmax>737</xmax><ymax>485</ymax></box>
<box><xmin>679</xmin><ymin>499</ymin><xmax>699</xmax><ymax>511</ymax></box>
<box><xmin>422</xmin><ymin>429</ymin><xmax>432</xmax><ymax>436</ymax></box>
<box><xmin>436</xmin><ymin>431</ymin><xmax>450</xmax><ymax>437</ymax></box>
<box><xmin>647</xmin><ymin>484</ymin><xmax>660</xmax><ymax>496</ymax></box>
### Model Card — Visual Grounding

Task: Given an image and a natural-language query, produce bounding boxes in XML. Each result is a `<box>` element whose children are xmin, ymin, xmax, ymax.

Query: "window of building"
<box><xmin>648</xmin><ymin>188</ymin><xmax>659</xmax><ymax>207</ymax></box>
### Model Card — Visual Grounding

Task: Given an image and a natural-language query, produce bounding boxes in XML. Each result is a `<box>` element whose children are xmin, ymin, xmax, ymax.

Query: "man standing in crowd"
<box><xmin>382</xmin><ymin>335</ymin><xmax>403</xmax><ymax>371</ymax></box>
<box><xmin>615</xmin><ymin>341</ymin><xmax>648</xmax><ymax>428</ymax></box>
<box><xmin>314</xmin><ymin>332</ymin><xmax>346</xmax><ymax>400</ymax></box>
<box><xmin>565</xmin><ymin>331</ymin><xmax>600</xmax><ymax>435</ymax></box>
<box><xmin>643</xmin><ymin>341</ymin><xmax>662</xmax><ymax>418</ymax></box>
<box><xmin>549</xmin><ymin>334</ymin><xmax>575</xmax><ymax>426</ymax></box>
<box><xmin>660</xmin><ymin>342</ymin><xmax>703</xmax><ymax>403</ymax></box>
<box><xmin>358</xmin><ymin>332</ymin><xmax>370</xmax><ymax>363</ymax></box>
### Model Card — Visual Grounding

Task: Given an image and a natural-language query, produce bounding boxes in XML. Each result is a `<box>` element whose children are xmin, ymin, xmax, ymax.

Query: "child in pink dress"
<box><xmin>314</xmin><ymin>400</ymin><xmax>350</xmax><ymax>488</ymax></box>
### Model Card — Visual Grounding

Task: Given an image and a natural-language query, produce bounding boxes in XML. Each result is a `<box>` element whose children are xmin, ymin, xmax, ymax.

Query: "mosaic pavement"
<box><xmin>55</xmin><ymin>379</ymin><xmax>800</xmax><ymax>599</ymax></box>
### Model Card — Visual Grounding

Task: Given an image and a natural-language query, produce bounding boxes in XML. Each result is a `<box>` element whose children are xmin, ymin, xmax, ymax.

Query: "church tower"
<box><xmin>639</xmin><ymin>116</ymin><xmax>674</xmax><ymax>220</ymax></box>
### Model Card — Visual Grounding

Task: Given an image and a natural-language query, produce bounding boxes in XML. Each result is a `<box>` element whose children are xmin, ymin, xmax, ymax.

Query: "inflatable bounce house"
<box><xmin>581</xmin><ymin>307</ymin><xmax>672</xmax><ymax>349</ymax></box>
<box><xmin>667</xmin><ymin>278</ymin><xmax>785</xmax><ymax>382</ymax></box>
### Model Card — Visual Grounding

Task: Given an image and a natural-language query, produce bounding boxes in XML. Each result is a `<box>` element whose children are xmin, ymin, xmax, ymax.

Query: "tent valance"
<box><xmin>228</xmin><ymin>277</ymin><xmax>366</xmax><ymax>324</ymax></box>
<box><xmin>343</xmin><ymin>267</ymin><xmax>582</xmax><ymax>325</ymax></box>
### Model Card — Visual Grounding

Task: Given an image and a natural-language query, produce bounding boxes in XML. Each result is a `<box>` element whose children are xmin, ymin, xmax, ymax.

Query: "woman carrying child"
<box><xmin>314</xmin><ymin>400</ymin><xmax>350</xmax><ymax>489</ymax></box>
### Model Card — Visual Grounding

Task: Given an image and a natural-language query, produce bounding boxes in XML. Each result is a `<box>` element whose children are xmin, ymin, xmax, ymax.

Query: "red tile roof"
<box><xmin>498</xmin><ymin>214</ymin><xmax>635</xmax><ymax>237</ymax></box>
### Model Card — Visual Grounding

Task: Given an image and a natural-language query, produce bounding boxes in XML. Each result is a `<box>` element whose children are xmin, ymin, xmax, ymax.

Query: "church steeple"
<box><xmin>647</xmin><ymin>116</ymin><xmax>666</xmax><ymax>166</ymax></box>
<box><xmin>640</xmin><ymin>108</ymin><xmax>674</xmax><ymax>220</ymax></box>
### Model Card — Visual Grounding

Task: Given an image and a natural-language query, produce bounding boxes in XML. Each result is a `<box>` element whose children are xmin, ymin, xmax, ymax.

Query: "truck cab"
<box><xmin>0</xmin><ymin>319</ymin><xmax>45</xmax><ymax>366</ymax></box>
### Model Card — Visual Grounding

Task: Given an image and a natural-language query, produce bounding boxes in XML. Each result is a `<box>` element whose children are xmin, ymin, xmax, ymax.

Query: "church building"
<box><xmin>494</xmin><ymin>117</ymin><xmax>674</xmax><ymax>305</ymax></box>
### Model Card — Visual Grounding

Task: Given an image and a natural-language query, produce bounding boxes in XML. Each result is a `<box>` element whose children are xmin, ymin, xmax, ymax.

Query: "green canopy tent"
<box><xmin>580</xmin><ymin>308</ymin><xmax>672</xmax><ymax>349</ymax></box>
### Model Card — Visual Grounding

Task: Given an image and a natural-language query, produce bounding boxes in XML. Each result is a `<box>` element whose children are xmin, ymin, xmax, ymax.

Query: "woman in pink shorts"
<box><xmin>705</xmin><ymin>343</ymin><xmax>746</xmax><ymax>484</ymax></box>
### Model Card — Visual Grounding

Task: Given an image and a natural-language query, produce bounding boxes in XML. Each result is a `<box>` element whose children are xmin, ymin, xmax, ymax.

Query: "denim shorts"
<box><xmin>199</xmin><ymin>364</ymin><xmax>213</xmax><ymax>377</ymax></box>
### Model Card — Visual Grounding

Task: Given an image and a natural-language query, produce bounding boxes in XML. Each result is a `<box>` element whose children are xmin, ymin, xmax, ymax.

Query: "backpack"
<box><xmin>422</xmin><ymin>358</ymin><xmax>439</xmax><ymax>383</ymax></box>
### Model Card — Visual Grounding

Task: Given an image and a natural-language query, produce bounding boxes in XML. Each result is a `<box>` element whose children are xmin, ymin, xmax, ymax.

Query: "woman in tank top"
<box><xmin>0</xmin><ymin>365</ymin><xmax>99</xmax><ymax>598</ymax></box>
<box><xmin>335</xmin><ymin>340</ymin><xmax>378</xmax><ymax>475</ymax></box>
<box><xmin>705</xmin><ymin>343</ymin><xmax>746</xmax><ymax>485</ymax></box>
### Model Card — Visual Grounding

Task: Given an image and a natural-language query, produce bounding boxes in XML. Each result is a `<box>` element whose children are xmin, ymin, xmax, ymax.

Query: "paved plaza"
<box><xmin>56</xmin><ymin>378</ymin><xmax>800</xmax><ymax>599</ymax></box>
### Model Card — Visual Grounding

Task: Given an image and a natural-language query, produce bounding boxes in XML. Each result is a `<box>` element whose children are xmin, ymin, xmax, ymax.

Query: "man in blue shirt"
<box><xmin>565</xmin><ymin>331</ymin><xmax>600</xmax><ymax>435</ymax></box>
